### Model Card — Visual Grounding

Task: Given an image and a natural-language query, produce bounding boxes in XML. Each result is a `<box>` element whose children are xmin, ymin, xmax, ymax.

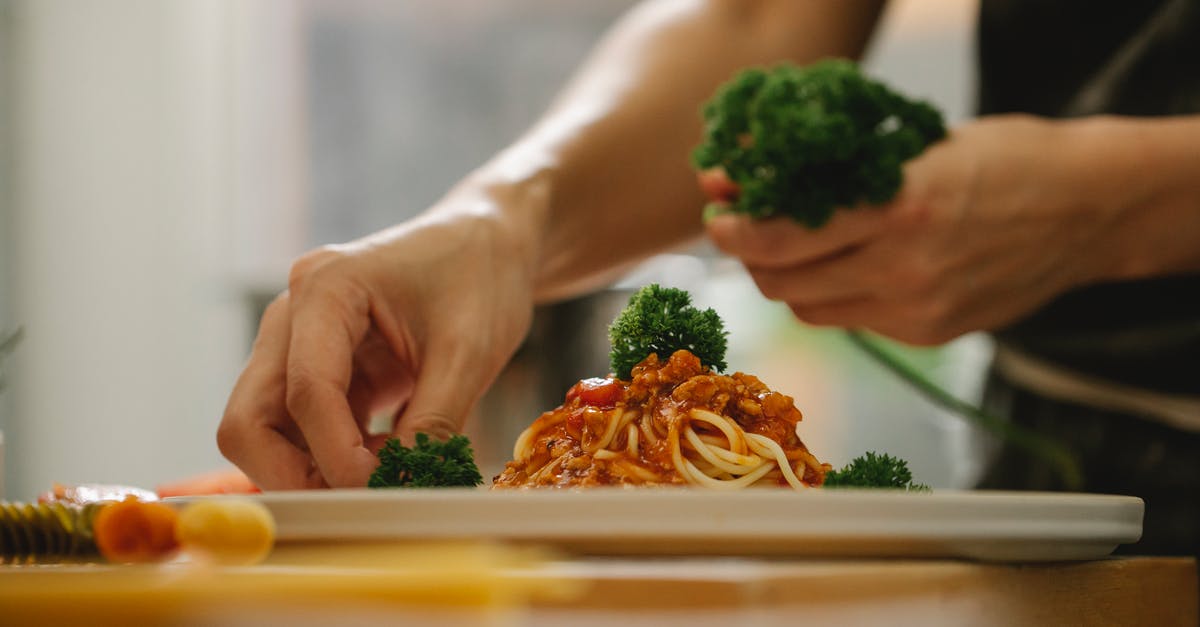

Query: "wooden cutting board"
<box><xmin>0</xmin><ymin>545</ymin><xmax>1194</xmax><ymax>627</ymax></box>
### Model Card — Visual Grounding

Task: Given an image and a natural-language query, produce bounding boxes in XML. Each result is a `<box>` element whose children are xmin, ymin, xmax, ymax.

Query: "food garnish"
<box><xmin>692</xmin><ymin>58</ymin><xmax>946</xmax><ymax>227</ymax></box>
<box><xmin>493</xmin><ymin>347</ymin><xmax>832</xmax><ymax>489</ymax></box>
<box><xmin>369</xmin><ymin>433</ymin><xmax>484</xmax><ymax>488</ymax></box>
<box><xmin>496</xmin><ymin>287</ymin><xmax>829</xmax><ymax>489</ymax></box>
<box><xmin>608</xmin><ymin>283</ymin><xmax>728</xmax><ymax>380</ymax></box>
<box><xmin>694</xmin><ymin>60</ymin><xmax>1082</xmax><ymax>490</ymax></box>
<box><xmin>824</xmin><ymin>451</ymin><xmax>930</xmax><ymax>491</ymax></box>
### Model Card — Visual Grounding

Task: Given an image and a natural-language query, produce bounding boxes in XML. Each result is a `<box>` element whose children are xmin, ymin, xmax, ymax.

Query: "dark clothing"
<box><xmin>977</xmin><ymin>0</ymin><xmax>1200</xmax><ymax>119</ymax></box>
<box><xmin>973</xmin><ymin>0</ymin><xmax>1200</xmax><ymax>556</ymax></box>
<box><xmin>978</xmin><ymin>0</ymin><xmax>1200</xmax><ymax>396</ymax></box>
<box><xmin>978</xmin><ymin>371</ymin><xmax>1200</xmax><ymax>556</ymax></box>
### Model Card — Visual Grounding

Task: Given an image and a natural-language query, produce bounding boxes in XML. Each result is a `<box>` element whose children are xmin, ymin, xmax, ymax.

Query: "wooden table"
<box><xmin>532</xmin><ymin>556</ymin><xmax>1198</xmax><ymax>626</ymax></box>
<box><xmin>1</xmin><ymin>548</ymin><xmax>1195</xmax><ymax>626</ymax></box>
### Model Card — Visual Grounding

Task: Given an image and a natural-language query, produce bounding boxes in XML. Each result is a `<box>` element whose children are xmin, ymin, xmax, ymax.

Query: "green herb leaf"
<box><xmin>608</xmin><ymin>284</ymin><xmax>728</xmax><ymax>380</ymax></box>
<box><xmin>368</xmin><ymin>433</ymin><xmax>483</xmax><ymax>488</ymax></box>
<box><xmin>693</xmin><ymin>59</ymin><xmax>946</xmax><ymax>227</ymax></box>
<box><xmin>824</xmin><ymin>451</ymin><xmax>929</xmax><ymax>491</ymax></box>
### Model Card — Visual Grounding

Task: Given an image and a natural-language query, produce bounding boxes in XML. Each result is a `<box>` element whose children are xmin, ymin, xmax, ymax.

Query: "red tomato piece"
<box><xmin>575</xmin><ymin>377</ymin><xmax>621</xmax><ymax>408</ymax></box>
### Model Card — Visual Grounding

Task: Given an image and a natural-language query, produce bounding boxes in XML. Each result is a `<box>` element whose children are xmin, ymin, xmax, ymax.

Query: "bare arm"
<box><xmin>1066</xmin><ymin>114</ymin><xmax>1200</xmax><ymax>280</ymax></box>
<box><xmin>219</xmin><ymin>0</ymin><xmax>888</xmax><ymax>489</ymax></box>
<box><xmin>455</xmin><ymin>0</ymin><xmax>887</xmax><ymax>301</ymax></box>
<box><xmin>704</xmin><ymin>112</ymin><xmax>1200</xmax><ymax>345</ymax></box>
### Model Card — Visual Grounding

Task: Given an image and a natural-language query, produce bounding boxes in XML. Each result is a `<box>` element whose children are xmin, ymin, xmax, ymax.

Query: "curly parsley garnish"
<box><xmin>368</xmin><ymin>433</ymin><xmax>483</xmax><ymax>488</ymax></box>
<box><xmin>608</xmin><ymin>284</ymin><xmax>728</xmax><ymax>380</ymax></box>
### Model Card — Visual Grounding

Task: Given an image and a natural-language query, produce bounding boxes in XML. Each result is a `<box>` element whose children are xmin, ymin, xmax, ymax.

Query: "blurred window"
<box><xmin>302</xmin><ymin>0</ymin><xmax>638</xmax><ymax>245</ymax></box>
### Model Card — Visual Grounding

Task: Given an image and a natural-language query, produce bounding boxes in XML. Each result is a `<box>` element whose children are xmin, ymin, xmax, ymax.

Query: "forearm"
<box><xmin>1064</xmin><ymin>114</ymin><xmax>1200</xmax><ymax>281</ymax></box>
<box><xmin>444</xmin><ymin>0</ymin><xmax>885</xmax><ymax>302</ymax></box>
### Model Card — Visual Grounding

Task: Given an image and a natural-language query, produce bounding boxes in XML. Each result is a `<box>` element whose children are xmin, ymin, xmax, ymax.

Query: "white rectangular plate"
<box><xmin>170</xmin><ymin>488</ymin><xmax>1144</xmax><ymax>562</ymax></box>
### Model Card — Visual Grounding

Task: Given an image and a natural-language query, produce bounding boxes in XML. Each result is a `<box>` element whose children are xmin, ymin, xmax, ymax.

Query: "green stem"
<box><xmin>844</xmin><ymin>329</ymin><xmax>1083</xmax><ymax>491</ymax></box>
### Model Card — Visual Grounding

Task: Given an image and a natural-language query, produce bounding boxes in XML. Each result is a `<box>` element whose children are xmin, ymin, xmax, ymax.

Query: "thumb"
<box><xmin>392</xmin><ymin>408</ymin><xmax>460</xmax><ymax>446</ymax></box>
<box><xmin>390</xmin><ymin>349</ymin><xmax>478</xmax><ymax>446</ymax></box>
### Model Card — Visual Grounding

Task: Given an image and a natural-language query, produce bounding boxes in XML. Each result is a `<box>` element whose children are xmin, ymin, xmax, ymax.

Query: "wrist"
<box><xmin>427</xmin><ymin>152</ymin><xmax>555</xmax><ymax>279</ymax></box>
<box><xmin>1062</xmin><ymin>115</ymin><xmax>1200</xmax><ymax>281</ymax></box>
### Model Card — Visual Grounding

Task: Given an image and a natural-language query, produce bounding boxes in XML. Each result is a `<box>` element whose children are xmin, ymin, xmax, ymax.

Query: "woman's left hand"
<box><xmin>705</xmin><ymin>114</ymin><xmax>1124</xmax><ymax>345</ymax></box>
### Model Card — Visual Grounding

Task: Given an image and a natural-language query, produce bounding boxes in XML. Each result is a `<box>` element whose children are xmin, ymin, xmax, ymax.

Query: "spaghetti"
<box><xmin>492</xmin><ymin>349</ymin><xmax>830</xmax><ymax>489</ymax></box>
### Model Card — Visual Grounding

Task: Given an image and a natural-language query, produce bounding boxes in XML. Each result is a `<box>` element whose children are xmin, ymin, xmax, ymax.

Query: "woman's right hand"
<box><xmin>213</xmin><ymin>0</ymin><xmax>900</xmax><ymax>491</ymax></box>
<box><xmin>217</xmin><ymin>196</ymin><xmax>537</xmax><ymax>489</ymax></box>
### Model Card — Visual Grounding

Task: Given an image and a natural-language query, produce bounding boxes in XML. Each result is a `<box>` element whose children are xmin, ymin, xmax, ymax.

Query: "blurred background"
<box><xmin>0</xmin><ymin>0</ymin><xmax>987</xmax><ymax>499</ymax></box>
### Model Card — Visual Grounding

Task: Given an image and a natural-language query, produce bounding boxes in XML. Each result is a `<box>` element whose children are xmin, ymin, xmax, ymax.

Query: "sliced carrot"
<box><xmin>92</xmin><ymin>495</ymin><xmax>180</xmax><ymax>563</ymax></box>
<box><xmin>155</xmin><ymin>467</ymin><xmax>261</xmax><ymax>498</ymax></box>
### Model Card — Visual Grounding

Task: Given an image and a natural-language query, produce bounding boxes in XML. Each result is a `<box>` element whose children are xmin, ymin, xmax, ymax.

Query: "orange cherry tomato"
<box><xmin>92</xmin><ymin>495</ymin><xmax>180</xmax><ymax>563</ymax></box>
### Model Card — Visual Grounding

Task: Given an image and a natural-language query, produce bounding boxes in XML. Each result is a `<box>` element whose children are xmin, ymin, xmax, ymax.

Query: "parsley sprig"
<box><xmin>608</xmin><ymin>284</ymin><xmax>728</xmax><ymax>380</ymax></box>
<box><xmin>368</xmin><ymin>433</ymin><xmax>483</xmax><ymax>488</ymax></box>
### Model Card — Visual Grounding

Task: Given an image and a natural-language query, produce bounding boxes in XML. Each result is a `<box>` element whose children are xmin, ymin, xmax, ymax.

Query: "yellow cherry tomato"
<box><xmin>175</xmin><ymin>498</ymin><xmax>276</xmax><ymax>565</ymax></box>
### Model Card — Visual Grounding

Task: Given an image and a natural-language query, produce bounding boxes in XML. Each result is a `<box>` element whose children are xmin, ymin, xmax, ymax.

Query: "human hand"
<box><xmin>705</xmin><ymin>114</ymin><xmax>1123</xmax><ymax>345</ymax></box>
<box><xmin>217</xmin><ymin>205</ymin><xmax>536</xmax><ymax>489</ymax></box>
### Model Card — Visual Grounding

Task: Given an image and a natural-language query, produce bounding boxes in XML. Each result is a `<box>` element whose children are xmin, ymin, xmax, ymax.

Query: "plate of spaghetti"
<box><xmin>185</xmin><ymin>285</ymin><xmax>1143</xmax><ymax>562</ymax></box>
<box><xmin>240</xmin><ymin>340</ymin><xmax>1141</xmax><ymax>562</ymax></box>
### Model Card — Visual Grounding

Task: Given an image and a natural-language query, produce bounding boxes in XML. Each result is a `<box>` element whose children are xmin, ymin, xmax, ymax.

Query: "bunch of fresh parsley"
<box><xmin>692</xmin><ymin>58</ymin><xmax>946</xmax><ymax>227</ymax></box>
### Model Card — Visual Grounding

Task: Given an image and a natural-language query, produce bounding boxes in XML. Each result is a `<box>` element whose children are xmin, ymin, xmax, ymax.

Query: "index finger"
<box><xmin>705</xmin><ymin>206</ymin><xmax>889</xmax><ymax>269</ymax></box>
<box><xmin>285</xmin><ymin>281</ymin><xmax>380</xmax><ymax>487</ymax></box>
<box><xmin>218</xmin><ymin>294</ymin><xmax>325</xmax><ymax>490</ymax></box>
<box><xmin>220</xmin><ymin>293</ymin><xmax>328</xmax><ymax>487</ymax></box>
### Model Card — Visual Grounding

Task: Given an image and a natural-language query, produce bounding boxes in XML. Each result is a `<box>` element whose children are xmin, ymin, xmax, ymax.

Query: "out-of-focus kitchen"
<box><xmin>0</xmin><ymin>0</ymin><xmax>986</xmax><ymax>503</ymax></box>
<box><xmin>0</xmin><ymin>1</ymin><xmax>1196</xmax><ymax>624</ymax></box>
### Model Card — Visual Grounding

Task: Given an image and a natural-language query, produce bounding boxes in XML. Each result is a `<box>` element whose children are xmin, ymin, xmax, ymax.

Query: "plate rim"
<box><xmin>165</xmin><ymin>488</ymin><xmax>1145</xmax><ymax>562</ymax></box>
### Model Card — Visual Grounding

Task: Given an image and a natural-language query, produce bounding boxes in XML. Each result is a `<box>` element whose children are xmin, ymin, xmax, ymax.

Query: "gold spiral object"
<box><xmin>0</xmin><ymin>501</ymin><xmax>105</xmax><ymax>564</ymax></box>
